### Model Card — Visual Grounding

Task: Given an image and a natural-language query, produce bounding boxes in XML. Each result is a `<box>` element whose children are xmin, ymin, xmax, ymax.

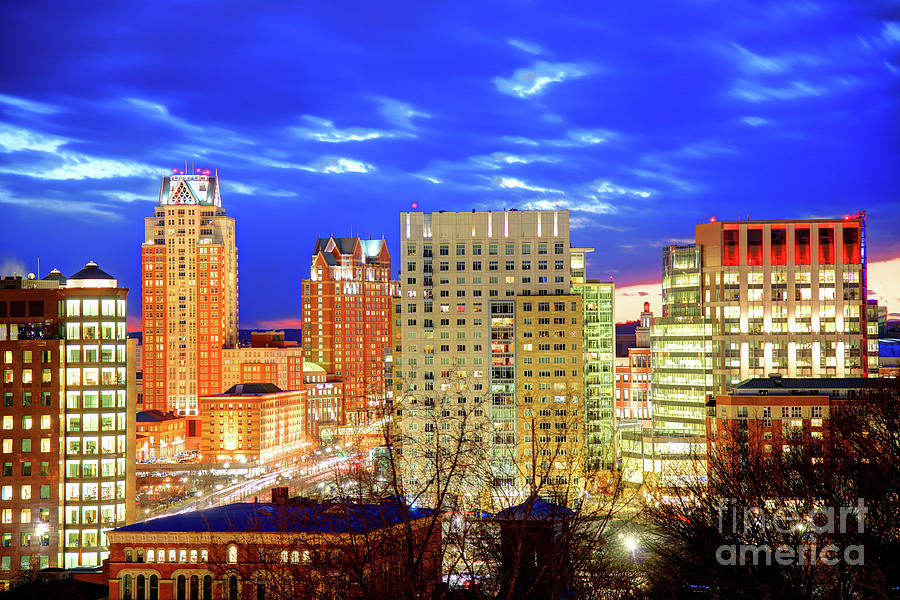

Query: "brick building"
<box><xmin>199</xmin><ymin>384</ymin><xmax>306</xmax><ymax>467</ymax></box>
<box><xmin>301</xmin><ymin>236</ymin><xmax>397</xmax><ymax>427</ymax></box>
<box><xmin>0</xmin><ymin>263</ymin><xmax>135</xmax><ymax>581</ymax></box>
<box><xmin>705</xmin><ymin>376</ymin><xmax>887</xmax><ymax>466</ymax></box>
<box><xmin>105</xmin><ymin>493</ymin><xmax>440</xmax><ymax>600</ymax></box>
<box><xmin>135</xmin><ymin>411</ymin><xmax>187</xmax><ymax>462</ymax></box>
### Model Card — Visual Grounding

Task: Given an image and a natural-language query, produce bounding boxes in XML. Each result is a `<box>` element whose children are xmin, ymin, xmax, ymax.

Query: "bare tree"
<box><xmin>641</xmin><ymin>380</ymin><xmax>900</xmax><ymax>600</ymax></box>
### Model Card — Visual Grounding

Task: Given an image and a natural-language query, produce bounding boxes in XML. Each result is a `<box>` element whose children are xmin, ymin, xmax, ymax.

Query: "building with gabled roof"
<box><xmin>301</xmin><ymin>235</ymin><xmax>397</xmax><ymax>431</ymax></box>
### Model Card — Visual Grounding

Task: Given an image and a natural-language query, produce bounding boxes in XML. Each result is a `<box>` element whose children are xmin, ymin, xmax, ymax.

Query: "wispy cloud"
<box><xmin>741</xmin><ymin>116</ymin><xmax>771</xmax><ymax>126</ymax></box>
<box><xmin>0</xmin><ymin>186</ymin><xmax>120</xmax><ymax>219</ymax></box>
<box><xmin>262</xmin><ymin>156</ymin><xmax>375</xmax><ymax>174</ymax></box>
<box><xmin>507</xmin><ymin>38</ymin><xmax>544</xmax><ymax>55</ymax></box>
<box><xmin>96</xmin><ymin>190</ymin><xmax>151</xmax><ymax>203</ymax></box>
<box><xmin>470</xmin><ymin>152</ymin><xmax>559</xmax><ymax>169</ymax></box>
<box><xmin>494</xmin><ymin>61</ymin><xmax>588</xmax><ymax>98</ymax></box>
<box><xmin>590</xmin><ymin>180</ymin><xmax>651</xmax><ymax>199</ymax></box>
<box><xmin>0</xmin><ymin>123</ymin><xmax>68</xmax><ymax>153</ymax></box>
<box><xmin>375</xmin><ymin>97</ymin><xmax>430</xmax><ymax>129</ymax></box>
<box><xmin>221</xmin><ymin>180</ymin><xmax>298</xmax><ymax>197</ymax></box>
<box><xmin>492</xmin><ymin>176</ymin><xmax>563</xmax><ymax>194</ymax></box>
<box><xmin>0</xmin><ymin>95</ymin><xmax>59</xmax><ymax>115</ymax></box>
<box><xmin>731</xmin><ymin>43</ymin><xmax>823</xmax><ymax>74</ymax></box>
<box><xmin>290</xmin><ymin>115</ymin><xmax>397</xmax><ymax>143</ymax></box>
<box><xmin>125</xmin><ymin>98</ymin><xmax>202</xmax><ymax>133</ymax></box>
<box><xmin>0</xmin><ymin>123</ymin><xmax>160</xmax><ymax>180</ymax></box>
<box><xmin>730</xmin><ymin>77</ymin><xmax>859</xmax><ymax>102</ymax></box>
<box><xmin>499</xmin><ymin>129</ymin><xmax>615</xmax><ymax>148</ymax></box>
<box><xmin>521</xmin><ymin>196</ymin><xmax>616</xmax><ymax>215</ymax></box>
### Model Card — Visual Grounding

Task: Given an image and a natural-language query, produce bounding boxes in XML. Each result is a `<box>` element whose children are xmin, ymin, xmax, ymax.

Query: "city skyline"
<box><xmin>1</xmin><ymin>1</ymin><xmax>898</xmax><ymax>328</ymax></box>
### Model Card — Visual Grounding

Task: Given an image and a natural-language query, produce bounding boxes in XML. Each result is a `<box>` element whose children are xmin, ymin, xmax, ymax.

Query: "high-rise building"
<box><xmin>140</xmin><ymin>172</ymin><xmax>238</xmax><ymax>443</ymax></box>
<box><xmin>569</xmin><ymin>249</ymin><xmax>616</xmax><ymax>471</ymax></box>
<box><xmin>395</xmin><ymin>210</ymin><xmax>575</xmax><ymax>496</ymax></box>
<box><xmin>626</xmin><ymin>214</ymin><xmax>871</xmax><ymax>486</ymax></box>
<box><xmin>301</xmin><ymin>236</ymin><xmax>396</xmax><ymax>427</ymax></box>
<box><xmin>0</xmin><ymin>263</ymin><xmax>135</xmax><ymax>580</ymax></box>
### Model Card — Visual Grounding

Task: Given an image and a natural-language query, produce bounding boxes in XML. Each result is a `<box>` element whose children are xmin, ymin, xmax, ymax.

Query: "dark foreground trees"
<box><xmin>642</xmin><ymin>380</ymin><xmax>900</xmax><ymax>600</ymax></box>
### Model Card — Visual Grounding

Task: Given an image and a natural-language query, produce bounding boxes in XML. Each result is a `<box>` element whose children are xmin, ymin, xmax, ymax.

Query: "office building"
<box><xmin>0</xmin><ymin>263</ymin><xmax>135</xmax><ymax>580</ymax></box>
<box><xmin>629</xmin><ymin>214</ymin><xmax>871</xmax><ymax>486</ymax></box>
<box><xmin>395</xmin><ymin>210</ymin><xmax>574</xmax><ymax>496</ymax></box>
<box><xmin>569</xmin><ymin>249</ymin><xmax>616</xmax><ymax>471</ymax></box>
<box><xmin>140</xmin><ymin>171</ymin><xmax>238</xmax><ymax>443</ymax></box>
<box><xmin>301</xmin><ymin>236</ymin><xmax>396</xmax><ymax>427</ymax></box>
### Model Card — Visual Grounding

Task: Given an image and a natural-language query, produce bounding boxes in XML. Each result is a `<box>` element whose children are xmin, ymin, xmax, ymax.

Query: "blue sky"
<box><xmin>1</xmin><ymin>0</ymin><xmax>898</xmax><ymax>327</ymax></box>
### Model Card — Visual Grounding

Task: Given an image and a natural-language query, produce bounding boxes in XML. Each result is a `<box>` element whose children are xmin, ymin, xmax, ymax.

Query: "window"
<box><xmin>228</xmin><ymin>544</ymin><xmax>238</xmax><ymax>563</ymax></box>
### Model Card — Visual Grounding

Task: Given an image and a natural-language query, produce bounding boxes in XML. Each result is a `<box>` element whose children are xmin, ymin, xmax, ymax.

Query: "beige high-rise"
<box><xmin>395</xmin><ymin>210</ymin><xmax>573</xmax><ymax>497</ymax></box>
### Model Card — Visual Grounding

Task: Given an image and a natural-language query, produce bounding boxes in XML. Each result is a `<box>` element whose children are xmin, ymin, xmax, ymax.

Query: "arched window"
<box><xmin>136</xmin><ymin>575</ymin><xmax>146</xmax><ymax>600</ymax></box>
<box><xmin>177</xmin><ymin>575</ymin><xmax>186</xmax><ymax>600</ymax></box>
<box><xmin>190</xmin><ymin>575</ymin><xmax>199</xmax><ymax>600</ymax></box>
<box><xmin>150</xmin><ymin>575</ymin><xmax>159</xmax><ymax>600</ymax></box>
<box><xmin>256</xmin><ymin>577</ymin><xmax>265</xmax><ymax>600</ymax></box>
<box><xmin>227</xmin><ymin>545</ymin><xmax>238</xmax><ymax>564</ymax></box>
<box><xmin>123</xmin><ymin>574</ymin><xmax>132</xmax><ymax>600</ymax></box>
<box><xmin>136</xmin><ymin>549</ymin><xmax>144</xmax><ymax>563</ymax></box>
<box><xmin>228</xmin><ymin>576</ymin><xmax>238</xmax><ymax>600</ymax></box>
<box><xmin>203</xmin><ymin>575</ymin><xmax>212</xmax><ymax>600</ymax></box>
<box><xmin>147</xmin><ymin>550</ymin><xmax>155</xmax><ymax>563</ymax></box>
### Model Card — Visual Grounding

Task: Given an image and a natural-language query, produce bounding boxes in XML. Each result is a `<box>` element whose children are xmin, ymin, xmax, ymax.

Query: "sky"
<box><xmin>0</xmin><ymin>0</ymin><xmax>898</xmax><ymax>328</ymax></box>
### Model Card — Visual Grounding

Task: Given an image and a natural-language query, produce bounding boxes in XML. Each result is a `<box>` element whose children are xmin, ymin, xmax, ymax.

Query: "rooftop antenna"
<box><xmin>37</xmin><ymin>258</ymin><xmax>40</xmax><ymax>280</ymax></box>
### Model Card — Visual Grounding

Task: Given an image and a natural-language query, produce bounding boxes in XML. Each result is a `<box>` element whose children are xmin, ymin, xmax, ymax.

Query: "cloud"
<box><xmin>507</xmin><ymin>38</ymin><xmax>544</xmax><ymax>55</ymax></box>
<box><xmin>500</xmin><ymin>136</ymin><xmax>540</xmax><ymax>146</ymax></box>
<box><xmin>494</xmin><ymin>61</ymin><xmax>588</xmax><ymax>98</ymax></box>
<box><xmin>493</xmin><ymin>176</ymin><xmax>563</xmax><ymax>194</ymax></box>
<box><xmin>470</xmin><ymin>152</ymin><xmax>559</xmax><ymax>169</ymax></box>
<box><xmin>730</xmin><ymin>77</ymin><xmax>859</xmax><ymax>102</ymax></box>
<box><xmin>221</xmin><ymin>181</ymin><xmax>298</xmax><ymax>197</ymax></box>
<box><xmin>731</xmin><ymin>43</ymin><xmax>823</xmax><ymax>74</ymax></box>
<box><xmin>0</xmin><ymin>94</ymin><xmax>59</xmax><ymax>115</ymax></box>
<box><xmin>523</xmin><ymin>196</ymin><xmax>616</xmax><ymax>215</ymax></box>
<box><xmin>591</xmin><ymin>180</ymin><xmax>651</xmax><ymax>199</ymax></box>
<box><xmin>290</xmin><ymin>115</ymin><xmax>397</xmax><ymax>143</ymax></box>
<box><xmin>868</xmin><ymin>257</ymin><xmax>900</xmax><ymax>318</ymax></box>
<box><xmin>741</xmin><ymin>116</ymin><xmax>771</xmax><ymax>126</ymax></box>
<box><xmin>263</xmin><ymin>156</ymin><xmax>374</xmax><ymax>174</ymax></box>
<box><xmin>499</xmin><ymin>129</ymin><xmax>615</xmax><ymax>149</ymax></box>
<box><xmin>0</xmin><ymin>154</ymin><xmax>160</xmax><ymax>181</ymax></box>
<box><xmin>631</xmin><ymin>168</ymin><xmax>695</xmax><ymax>192</ymax></box>
<box><xmin>124</xmin><ymin>98</ymin><xmax>202</xmax><ymax>133</ymax></box>
<box><xmin>0</xmin><ymin>123</ymin><xmax>160</xmax><ymax>181</ymax></box>
<box><xmin>0</xmin><ymin>123</ymin><xmax>68</xmax><ymax>153</ymax></box>
<box><xmin>615</xmin><ymin>282</ymin><xmax>663</xmax><ymax>323</ymax></box>
<box><xmin>375</xmin><ymin>98</ymin><xmax>430</xmax><ymax>129</ymax></box>
<box><xmin>0</xmin><ymin>186</ymin><xmax>120</xmax><ymax>219</ymax></box>
<box><xmin>97</xmin><ymin>190</ymin><xmax>150</xmax><ymax>203</ymax></box>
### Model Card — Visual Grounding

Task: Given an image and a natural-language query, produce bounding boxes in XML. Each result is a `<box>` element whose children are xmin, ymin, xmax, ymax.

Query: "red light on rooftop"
<box><xmin>411</xmin><ymin>202</ymin><xmax>418</xmax><ymax>209</ymax></box>
<box><xmin>172</xmin><ymin>168</ymin><xmax>178</xmax><ymax>173</ymax></box>
<box><xmin>710</xmin><ymin>216</ymin><xmax>716</xmax><ymax>222</ymax></box>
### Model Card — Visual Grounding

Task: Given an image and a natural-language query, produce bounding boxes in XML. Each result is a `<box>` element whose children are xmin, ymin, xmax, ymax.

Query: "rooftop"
<box><xmin>209</xmin><ymin>383</ymin><xmax>284</xmax><ymax>396</ymax></box>
<box><xmin>69</xmin><ymin>261</ymin><xmax>114</xmax><ymax>281</ymax></box>
<box><xmin>113</xmin><ymin>499</ymin><xmax>434</xmax><ymax>534</ymax></box>
<box><xmin>136</xmin><ymin>410</ymin><xmax>185</xmax><ymax>423</ymax></box>
<box><xmin>732</xmin><ymin>376</ymin><xmax>890</xmax><ymax>391</ymax></box>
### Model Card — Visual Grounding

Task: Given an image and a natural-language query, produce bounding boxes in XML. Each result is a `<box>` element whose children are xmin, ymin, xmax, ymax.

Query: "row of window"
<box><xmin>407</xmin><ymin>242</ymin><xmax>566</xmax><ymax>256</ymax></box>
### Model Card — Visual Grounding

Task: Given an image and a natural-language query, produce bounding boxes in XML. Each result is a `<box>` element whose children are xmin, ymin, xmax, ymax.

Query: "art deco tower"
<box><xmin>140</xmin><ymin>171</ymin><xmax>238</xmax><ymax>437</ymax></box>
